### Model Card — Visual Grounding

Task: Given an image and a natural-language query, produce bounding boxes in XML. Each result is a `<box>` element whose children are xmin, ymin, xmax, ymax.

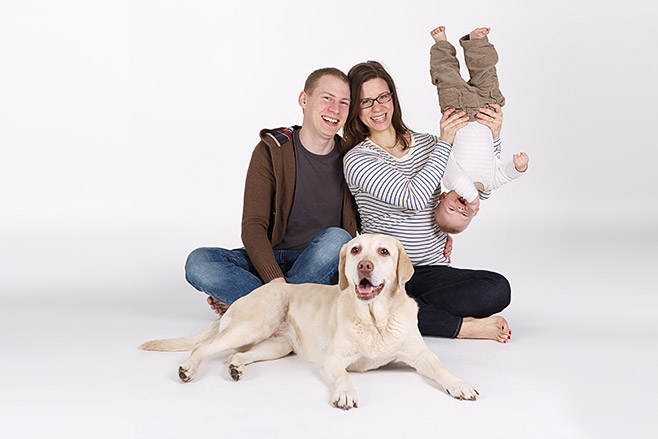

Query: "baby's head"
<box><xmin>434</xmin><ymin>191</ymin><xmax>479</xmax><ymax>234</ymax></box>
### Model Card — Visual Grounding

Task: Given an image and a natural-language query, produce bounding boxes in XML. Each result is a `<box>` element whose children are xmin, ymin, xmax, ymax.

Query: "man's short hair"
<box><xmin>304</xmin><ymin>68</ymin><xmax>349</xmax><ymax>95</ymax></box>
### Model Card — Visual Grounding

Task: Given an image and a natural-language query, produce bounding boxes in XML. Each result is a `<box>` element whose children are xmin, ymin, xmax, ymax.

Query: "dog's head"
<box><xmin>338</xmin><ymin>234</ymin><xmax>414</xmax><ymax>303</ymax></box>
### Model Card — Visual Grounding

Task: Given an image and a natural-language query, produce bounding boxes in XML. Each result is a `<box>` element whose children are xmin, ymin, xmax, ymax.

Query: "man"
<box><xmin>185</xmin><ymin>68</ymin><xmax>359</xmax><ymax>314</ymax></box>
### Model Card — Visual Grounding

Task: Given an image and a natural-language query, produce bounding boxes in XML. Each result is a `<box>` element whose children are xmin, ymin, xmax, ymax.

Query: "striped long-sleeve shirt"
<box><xmin>343</xmin><ymin>132</ymin><xmax>452</xmax><ymax>266</ymax></box>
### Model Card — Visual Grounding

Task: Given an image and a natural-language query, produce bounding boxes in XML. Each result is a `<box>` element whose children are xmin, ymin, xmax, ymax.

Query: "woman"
<box><xmin>343</xmin><ymin>61</ymin><xmax>511</xmax><ymax>342</ymax></box>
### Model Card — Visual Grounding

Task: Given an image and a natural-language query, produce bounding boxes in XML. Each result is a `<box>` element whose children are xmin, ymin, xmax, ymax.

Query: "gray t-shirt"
<box><xmin>274</xmin><ymin>130</ymin><xmax>344</xmax><ymax>250</ymax></box>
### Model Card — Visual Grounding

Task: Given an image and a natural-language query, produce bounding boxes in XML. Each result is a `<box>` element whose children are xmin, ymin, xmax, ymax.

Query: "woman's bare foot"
<box><xmin>430</xmin><ymin>26</ymin><xmax>447</xmax><ymax>42</ymax></box>
<box><xmin>457</xmin><ymin>316</ymin><xmax>511</xmax><ymax>343</ymax></box>
<box><xmin>469</xmin><ymin>27</ymin><xmax>490</xmax><ymax>39</ymax></box>
<box><xmin>207</xmin><ymin>296</ymin><xmax>230</xmax><ymax>316</ymax></box>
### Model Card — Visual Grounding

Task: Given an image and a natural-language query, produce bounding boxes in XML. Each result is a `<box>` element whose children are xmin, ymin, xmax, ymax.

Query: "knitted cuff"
<box><xmin>258</xmin><ymin>263</ymin><xmax>285</xmax><ymax>283</ymax></box>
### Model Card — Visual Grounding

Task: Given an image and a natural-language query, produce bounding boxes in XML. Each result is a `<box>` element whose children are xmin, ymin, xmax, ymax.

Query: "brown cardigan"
<box><xmin>241</xmin><ymin>127</ymin><xmax>359</xmax><ymax>283</ymax></box>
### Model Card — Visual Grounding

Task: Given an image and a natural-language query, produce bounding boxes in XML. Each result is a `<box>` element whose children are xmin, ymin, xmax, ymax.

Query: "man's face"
<box><xmin>299</xmin><ymin>75</ymin><xmax>350</xmax><ymax>139</ymax></box>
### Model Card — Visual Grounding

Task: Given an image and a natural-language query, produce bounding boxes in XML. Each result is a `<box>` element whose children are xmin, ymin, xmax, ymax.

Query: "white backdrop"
<box><xmin>1</xmin><ymin>1</ymin><xmax>657</xmax><ymax>437</ymax></box>
<box><xmin>2</xmin><ymin>0</ymin><xmax>655</xmax><ymax>244</ymax></box>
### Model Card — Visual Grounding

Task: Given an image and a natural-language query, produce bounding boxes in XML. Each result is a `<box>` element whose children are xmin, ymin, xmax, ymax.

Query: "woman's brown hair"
<box><xmin>343</xmin><ymin>61</ymin><xmax>410</xmax><ymax>152</ymax></box>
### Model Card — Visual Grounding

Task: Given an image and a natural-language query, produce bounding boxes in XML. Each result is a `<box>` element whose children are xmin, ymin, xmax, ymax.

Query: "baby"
<box><xmin>430</xmin><ymin>26</ymin><xmax>529</xmax><ymax>234</ymax></box>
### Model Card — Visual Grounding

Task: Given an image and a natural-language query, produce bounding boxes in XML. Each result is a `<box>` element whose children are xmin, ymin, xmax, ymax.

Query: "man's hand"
<box><xmin>269</xmin><ymin>277</ymin><xmax>287</xmax><ymax>283</ymax></box>
<box><xmin>440</xmin><ymin>108</ymin><xmax>469</xmax><ymax>145</ymax></box>
<box><xmin>475</xmin><ymin>103</ymin><xmax>503</xmax><ymax>140</ymax></box>
<box><xmin>444</xmin><ymin>234</ymin><xmax>453</xmax><ymax>263</ymax></box>
<box><xmin>513</xmin><ymin>152</ymin><xmax>529</xmax><ymax>172</ymax></box>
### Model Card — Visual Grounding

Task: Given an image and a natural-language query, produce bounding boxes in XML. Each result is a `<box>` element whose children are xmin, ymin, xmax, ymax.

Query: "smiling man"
<box><xmin>185</xmin><ymin>68</ymin><xmax>359</xmax><ymax>314</ymax></box>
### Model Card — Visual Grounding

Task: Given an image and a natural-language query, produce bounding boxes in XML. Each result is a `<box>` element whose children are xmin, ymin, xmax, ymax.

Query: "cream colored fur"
<box><xmin>140</xmin><ymin>234</ymin><xmax>478</xmax><ymax>409</ymax></box>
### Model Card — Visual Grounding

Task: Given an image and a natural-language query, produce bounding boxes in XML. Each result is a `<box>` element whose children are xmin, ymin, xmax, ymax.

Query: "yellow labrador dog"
<box><xmin>140</xmin><ymin>234</ymin><xmax>477</xmax><ymax>409</ymax></box>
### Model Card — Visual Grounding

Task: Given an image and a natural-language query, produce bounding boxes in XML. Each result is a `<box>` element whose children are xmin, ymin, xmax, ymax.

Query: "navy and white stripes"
<box><xmin>344</xmin><ymin>132</ymin><xmax>452</xmax><ymax>266</ymax></box>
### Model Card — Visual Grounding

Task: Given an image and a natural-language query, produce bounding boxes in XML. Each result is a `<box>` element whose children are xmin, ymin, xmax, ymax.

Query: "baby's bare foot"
<box><xmin>469</xmin><ymin>27</ymin><xmax>490</xmax><ymax>39</ymax></box>
<box><xmin>207</xmin><ymin>296</ymin><xmax>229</xmax><ymax>316</ymax></box>
<box><xmin>430</xmin><ymin>26</ymin><xmax>447</xmax><ymax>42</ymax></box>
<box><xmin>457</xmin><ymin>316</ymin><xmax>511</xmax><ymax>343</ymax></box>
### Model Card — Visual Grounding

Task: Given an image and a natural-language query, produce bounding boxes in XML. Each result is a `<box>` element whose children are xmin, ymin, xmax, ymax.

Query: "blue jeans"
<box><xmin>185</xmin><ymin>227</ymin><xmax>352</xmax><ymax>304</ymax></box>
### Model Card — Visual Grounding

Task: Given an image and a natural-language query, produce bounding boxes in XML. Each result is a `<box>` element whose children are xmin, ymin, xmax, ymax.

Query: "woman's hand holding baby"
<box><xmin>440</xmin><ymin>108</ymin><xmax>469</xmax><ymax>145</ymax></box>
<box><xmin>476</xmin><ymin>103</ymin><xmax>503</xmax><ymax>140</ymax></box>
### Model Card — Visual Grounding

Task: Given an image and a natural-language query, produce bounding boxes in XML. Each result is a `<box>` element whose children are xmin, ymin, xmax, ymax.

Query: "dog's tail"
<box><xmin>138</xmin><ymin>318</ymin><xmax>222</xmax><ymax>352</ymax></box>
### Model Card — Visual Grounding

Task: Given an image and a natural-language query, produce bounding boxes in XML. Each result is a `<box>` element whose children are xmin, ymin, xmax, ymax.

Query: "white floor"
<box><xmin>1</xmin><ymin>227</ymin><xmax>656</xmax><ymax>439</ymax></box>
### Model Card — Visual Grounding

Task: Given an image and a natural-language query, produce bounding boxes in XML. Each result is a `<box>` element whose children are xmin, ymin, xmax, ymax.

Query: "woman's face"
<box><xmin>358</xmin><ymin>78</ymin><xmax>394</xmax><ymax>135</ymax></box>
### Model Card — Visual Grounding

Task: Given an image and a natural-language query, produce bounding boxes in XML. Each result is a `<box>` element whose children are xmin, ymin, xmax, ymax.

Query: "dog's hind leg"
<box><xmin>227</xmin><ymin>337</ymin><xmax>294</xmax><ymax>381</ymax></box>
<box><xmin>178</xmin><ymin>318</ymin><xmax>282</xmax><ymax>382</ymax></box>
<box><xmin>178</xmin><ymin>284</ymin><xmax>291</xmax><ymax>382</ymax></box>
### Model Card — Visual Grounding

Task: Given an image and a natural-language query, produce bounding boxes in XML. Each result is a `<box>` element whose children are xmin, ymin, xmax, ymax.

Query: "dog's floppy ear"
<box><xmin>396</xmin><ymin>239</ymin><xmax>414</xmax><ymax>288</ymax></box>
<box><xmin>338</xmin><ymin>242</ymin><xmax>350</xmax><ymax>291</ymax></box>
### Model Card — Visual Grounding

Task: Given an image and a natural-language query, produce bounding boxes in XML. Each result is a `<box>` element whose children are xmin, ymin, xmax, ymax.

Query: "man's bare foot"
<box><xmin>457</xmin><ymin>316</ymin><xmax>511</xmax><ymax>343</ymax></box>
<box><xmin>430</xmin><ymin>26</ymin><xmax>447</xmax><ymax>42</ymax></box>
<box><xmin>469</xmin><ymin>27</ymin><xmax>490</xmax><ymax>39</ymax></box>
<box><xmin>207</xmin><ymin>296</ymin><xmax>229</xmax><ymax>316</ymax></box>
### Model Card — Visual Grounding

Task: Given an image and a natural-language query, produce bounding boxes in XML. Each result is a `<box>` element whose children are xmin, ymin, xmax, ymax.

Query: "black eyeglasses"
<box><xmin>359</xmin><ymin>91</ymin><xmax>394</xmax><ymax>109</ymax></box>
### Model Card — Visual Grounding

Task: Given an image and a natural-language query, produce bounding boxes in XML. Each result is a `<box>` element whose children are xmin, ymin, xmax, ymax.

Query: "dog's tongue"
<box><xmin>357</xmin><ymin>279</ymin><xmax>374</xmax><ymax>296</ymax></box>
<box><xmin>356</xmin><ymin>278</ymin><xmax>385</xmax><ymax>301</ymax></box>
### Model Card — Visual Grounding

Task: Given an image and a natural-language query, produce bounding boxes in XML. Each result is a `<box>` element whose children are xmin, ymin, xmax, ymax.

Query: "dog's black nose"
<box><xmin>358</xmin><ymin>260</ymin><xmax>373</xmax><ymax>273</ymax></box>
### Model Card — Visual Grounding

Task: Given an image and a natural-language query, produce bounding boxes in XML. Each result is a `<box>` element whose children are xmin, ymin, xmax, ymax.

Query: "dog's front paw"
<box><xmin>178</xmin><ymin>362</ymin><xmax>196</xmax><ymax>383</ymax></box>
<box><xmin>444</xmin><ymin>379</ymin><xmax>478</xmax><ymax>401</ymax></box>
<box><xmin>332</xmin><ymin>390</ymin><xmax>358</xmax><ymax>410</ymax></box>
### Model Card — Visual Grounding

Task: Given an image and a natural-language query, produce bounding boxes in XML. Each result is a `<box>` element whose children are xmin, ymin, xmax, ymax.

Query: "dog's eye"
<box><xmin>379</xmin><ymin>248</ymin><xmax>389</xmax><ymax>256</ymax></box>
<box><xmin>351</xmin><ymin>246</ymin><xmax>360</xmax><ymax>254</ymax></box>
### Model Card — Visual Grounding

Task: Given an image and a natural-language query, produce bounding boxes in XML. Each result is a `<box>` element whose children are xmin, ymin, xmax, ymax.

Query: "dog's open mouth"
<box><xmin>355</xmin><ymin>278</ymin><xmax>385</xmax><ymax>301</ymax></box>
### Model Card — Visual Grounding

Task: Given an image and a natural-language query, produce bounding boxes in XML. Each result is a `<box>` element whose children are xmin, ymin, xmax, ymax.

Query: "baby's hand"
<box><xmin>460</xmin><ymin>194</ymin><xmax>480</xmax><ymax>215</ymax></box>
<box><xmin>468</xmin><ymin>198</ymin><xmax>480</xmax><ymax>215</ymax></box>
<box><xmin>513</xmin><ymin>152</ymin><xmax>529</xmax><ymax>172</ymax></box>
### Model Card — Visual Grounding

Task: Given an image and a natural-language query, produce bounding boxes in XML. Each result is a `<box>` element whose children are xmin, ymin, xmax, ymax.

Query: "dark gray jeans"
<box><xmin>405</xmin><ymin>265</ymin><xmax>511</xmax><ymax>338</ymax></box>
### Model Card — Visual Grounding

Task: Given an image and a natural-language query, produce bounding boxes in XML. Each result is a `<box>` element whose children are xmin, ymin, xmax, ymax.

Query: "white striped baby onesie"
<box><xmin>443</xmin><ymin>121</ymin><xmax>522</xmax><ymax>202</ymax></box>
